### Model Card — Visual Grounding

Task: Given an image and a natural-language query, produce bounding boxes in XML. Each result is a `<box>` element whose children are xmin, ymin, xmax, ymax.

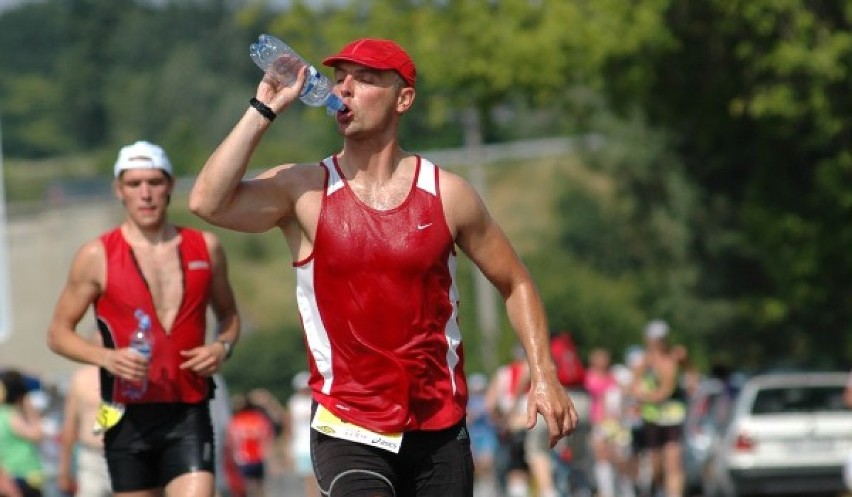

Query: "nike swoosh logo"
<box><xmin>417</xmin><ymin>223</ymin><xmax>433</xmax><ymax>230</ymax></box>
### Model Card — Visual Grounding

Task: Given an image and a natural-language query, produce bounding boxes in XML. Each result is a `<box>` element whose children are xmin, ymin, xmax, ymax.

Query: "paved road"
<box><xmin>264</xmin><ymin>471</ymin><xmax>311</xmax><ymax>497</ymax></box>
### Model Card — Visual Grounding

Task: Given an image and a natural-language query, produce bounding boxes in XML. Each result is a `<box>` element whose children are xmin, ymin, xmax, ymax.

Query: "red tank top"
<box><xmin>295</xmin><ymin>156</ymin><xmax>468</xmax><ymax>433</ymax></box>
<box><xmin>95</xmin><ymin>227</ymin><xmax>212</xmax><ymax>404</ymax></box>
<box><xmin>227</xmin><ymin>410</ymin><xmax>274</xmax><ymax>465</ymax></box>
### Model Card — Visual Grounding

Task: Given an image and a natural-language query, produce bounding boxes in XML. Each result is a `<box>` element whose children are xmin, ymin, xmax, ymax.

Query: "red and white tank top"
<box><xmin>294</xmin><ymin>155</ymin><xmax>467</xmax><ymax>433</ymax></box>
<box><xmin>95</xmin><ymin>227</ymin><xmax>212</xmax><ymax>404</ymax></box>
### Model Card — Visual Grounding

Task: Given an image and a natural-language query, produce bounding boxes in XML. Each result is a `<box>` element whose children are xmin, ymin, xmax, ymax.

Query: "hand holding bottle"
<box><xmin>103</xmin><ymin>347</ymin><xmax>149</xmax><ymax>382</ymax></box>
<box><xmin>249</xmin><ymin>34</ymin><xmax>346</xmax><ymax>115</ymax></box>
<box><xmin>255</xmin><ymin>64</ymin><xmax>309</xmax><ymax>117</ymax></box>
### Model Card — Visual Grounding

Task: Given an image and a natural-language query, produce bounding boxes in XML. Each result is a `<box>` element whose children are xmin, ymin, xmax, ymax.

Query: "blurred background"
<box><xmin>1</xmin><ymin>0</ymin><xmax>851</xmax><ymax>402</ymax></box>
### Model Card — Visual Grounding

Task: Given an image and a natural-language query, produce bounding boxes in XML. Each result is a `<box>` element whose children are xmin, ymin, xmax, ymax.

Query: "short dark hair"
<box><xmin>1</xmin><ymin>370</ymin><xmax>29</xmax><ymax>404</ymax></box>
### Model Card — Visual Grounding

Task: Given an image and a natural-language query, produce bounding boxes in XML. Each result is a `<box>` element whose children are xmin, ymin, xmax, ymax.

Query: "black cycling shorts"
<box><xmin>104</xmin><ymin>402</ymin><xmax>215</xmax><ymax>492</ymax></box>
<box><xmin>643</xmin><ymin>421</ymin><xmax>684</xmax><ymax>449</ymax></box>
<box><xmin>311</xmin><ymin>414</ymin><xmax>474</xmax><ymax>497</ymax></box>
<box><xmin>630</xmin><ymin>425</ymin><xmax>647</xmax><ymax>453</ymax></box>
<box><xmin>504</xmin><ymin>429</ymin><xmax>529</xmax><ymax>472</ymax></box>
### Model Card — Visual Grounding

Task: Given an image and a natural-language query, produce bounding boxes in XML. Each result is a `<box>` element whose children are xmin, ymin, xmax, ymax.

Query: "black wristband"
<box><xmin>249</xmin><ymin>97</ymin><xmax>276</xmax><ymax>122</ymax></box>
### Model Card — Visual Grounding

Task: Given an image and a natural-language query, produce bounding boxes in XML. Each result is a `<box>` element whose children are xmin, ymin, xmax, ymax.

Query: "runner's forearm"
<box><xmin>189</xmin><ymin>108</ymin><xmax>271</xmax><ymax>221</ymax></box>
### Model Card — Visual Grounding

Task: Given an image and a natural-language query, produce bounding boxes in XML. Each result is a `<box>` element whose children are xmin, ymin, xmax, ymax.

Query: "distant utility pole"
<box><xmin>0</xmin><ymin>118</ymin><xmax>12</xmax><ymax>343</ymax></box>
<box><xmin>462</xmin><ymin>107</ymin><xmax>499</xmax><ymax>372</ymax></box>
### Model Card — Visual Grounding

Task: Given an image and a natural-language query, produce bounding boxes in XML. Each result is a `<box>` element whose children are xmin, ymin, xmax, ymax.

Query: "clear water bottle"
<box><xmin>249</xmin><ymin>33</ymin><xmax>346</xmax><ymax>115</ymax></box>
<box><xmin>121</xmin><ymin>309</ymin><xmax>152</xmax><ymax>400</ymax></box>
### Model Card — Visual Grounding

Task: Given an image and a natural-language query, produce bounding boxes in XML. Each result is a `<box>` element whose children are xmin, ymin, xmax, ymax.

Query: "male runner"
<box><xmin>47</xmin><ymin>140</ymin><xmax>241</xmax><ymax>497</ymax></box>
<box><xmin>189</xmin><ymin>38</ymin><xmax>577</xmax><ymax>496</ymax></box>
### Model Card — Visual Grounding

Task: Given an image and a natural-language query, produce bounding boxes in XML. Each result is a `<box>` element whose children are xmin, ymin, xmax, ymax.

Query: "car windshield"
<box><xmin>750</xmin><ymin>385</ymin><xmax>847</xmax><ymax>414</ymax></box>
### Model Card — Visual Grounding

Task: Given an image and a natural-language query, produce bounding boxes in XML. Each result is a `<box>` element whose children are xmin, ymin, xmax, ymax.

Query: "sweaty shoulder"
<box><xmin>437</xmin><ymin>167</ymin><xmax>486</xmax><ymax>235</ymax></box>
<box><xmin>82</xmin><ymin>236</ymin><xmax>107</xmax><ymax>259</ymax></box>
<box><xmin>255</xmin><ymin>162</ymin><xmax>328</xmax><ymax>195</ymax></box>
<box><xmin>70</xmin><ymin>237</ymin><xmax>107</xmax><ymax>289</ymax></box>
<box><xmin>224</xmin><ymin>162</ymin><xmax>328</xmax><ymax>233</ymax></box>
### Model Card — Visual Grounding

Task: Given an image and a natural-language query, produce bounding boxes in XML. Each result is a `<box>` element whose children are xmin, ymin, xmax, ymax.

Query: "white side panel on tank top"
<box><xmin>298</xmin><ymin>156</ymin><xmax>462</xmax><ymax>397</ymax></box>
<box><xmin>295</xmin><ymin>262</ymin><xmax>334</xmax><ymax>394</ymax></box>
<box><xmin>417</xmin><ymin>157</ymin><xmax>462</xmax><ymax>394</ymax></box>
<box><xmin>445</xmin><ymin>253</ymin><xmax>461</xmax><ymax>393</ymax></box>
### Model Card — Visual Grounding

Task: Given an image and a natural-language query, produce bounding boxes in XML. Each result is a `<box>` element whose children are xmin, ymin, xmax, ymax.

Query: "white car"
<box><xmin>684</xmin><ymin>377</ymin><xmax>729</xmax><ymax>494</ymax></box>
<box><xmin>702</xmin><ymin>371</ymin><xmax>852</xmax><ymax>497</ymax></box>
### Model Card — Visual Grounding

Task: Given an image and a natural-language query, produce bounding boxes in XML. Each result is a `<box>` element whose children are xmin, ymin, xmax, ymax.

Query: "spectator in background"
<box><xmin>246</xmin><ymin>389</ymin><xmax>285</xmax><ymax>439</ymax></box>
<box><xmin>226</xmin><ymin>394</ymin><xmax>276</xmax><ymax>497</ymax></box>
<box><xmin>487</xmin><ymin>347</ymin><xmax>532</xmax><ymax>497</ymax></box>
<box><xmin>246</xmin><ymin>388</ymin><xmax>287</xmax><ymax>475</ymax></box>
<box><xmin>466</xmin><ymin>373</ymin><xmax>498</xmax><ymax>497</ymax></box>
<box><xmin>0</xmin><ymin>370</ymin><xmax>44</xmax><ymax>497</ymax></box>
<box><xmin>287</xmin><ymin>372</ymin><xmax>318</xmax><ymax>497</ymax></box>
<box><xmin>584</xmin><ymin>348</ymin><xmax>619</xmax><ymax>497</ymax></box>
<box><xmin>0</xmin><ymin>376</ymin><xmax>22</xmax><ymax>497</ymax></box>
<box><xmin>57</xmin><ymin>332</ymin><xmax>111</xmax><ymax>497</ymax></box>
<box><xmin>632</xmin><ymin>320</ymin><xmax>686</xmax><ymax>497</ymax></box>
<box><xmin>0</xmin><ymin>467</ymin><xmax>21</xmax><ymax>497</ymax></box>
<box><xmin>482</xmin><ymin>349</ymin><xmax>561</xmax><ymax>497</ymax></box>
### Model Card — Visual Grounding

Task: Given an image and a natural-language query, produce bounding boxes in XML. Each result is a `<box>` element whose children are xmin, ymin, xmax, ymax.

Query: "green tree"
<box><xmin>0</xmin><ymin>2</ymin><xmax>70</xmax><ymax>156</ymax></box>
<box><xmin>56</xmin><ymin>0</ymin><xmax>136</xmax><ymax>150</ymax></box>
<box><xmin>221</xmin><ymin>325</ymin><xmax>308</xmax><ymax>401</ymax></box>
<box><xmin>630</xmin><ymin>0</ymin><xmax>852</xmax><ymax>368</ymax></box>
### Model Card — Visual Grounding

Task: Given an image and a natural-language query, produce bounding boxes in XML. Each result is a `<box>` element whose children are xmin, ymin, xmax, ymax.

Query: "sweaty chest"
<box><xmin>131</xmin><ymin>246</ymin><xmax>184</xmax><ymax>329</ymax></box>
<box><xmin>318</xmin><ymin>188</ymin><xmax>451</xmax><ymax>272</ymax></box>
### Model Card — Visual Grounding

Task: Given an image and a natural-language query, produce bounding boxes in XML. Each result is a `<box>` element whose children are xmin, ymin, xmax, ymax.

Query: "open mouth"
<box><xmin>336</xmin><ymin>108</ymin><xmax>353</xmax><ymax>124</ymax></box>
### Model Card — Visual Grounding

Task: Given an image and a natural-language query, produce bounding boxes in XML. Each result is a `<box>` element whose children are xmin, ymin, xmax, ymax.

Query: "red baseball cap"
<box><xmin>323</xmin><ymin>38</ymin><xmax>416</xmax><ymax>88</ymax></box>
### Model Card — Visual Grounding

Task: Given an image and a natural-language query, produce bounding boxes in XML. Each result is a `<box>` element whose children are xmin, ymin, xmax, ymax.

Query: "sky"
<box><xmin>0</xmin><ymin>0</ymin><xmax>28</xmax><ymax>11</ymax></box>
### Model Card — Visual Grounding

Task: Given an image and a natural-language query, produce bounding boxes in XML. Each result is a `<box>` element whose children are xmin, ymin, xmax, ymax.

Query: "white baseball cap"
<box><xmin>644</xmin><ymin>319</ymin><xmax>670</xmax><ymax>340</ymax></box>
<box><xmin>114</xmin><ymin>140</ymin><xmax>173</xmax><ymax>178</ymax></box>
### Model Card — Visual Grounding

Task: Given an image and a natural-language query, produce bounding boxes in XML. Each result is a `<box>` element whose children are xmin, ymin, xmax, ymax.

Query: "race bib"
<box><xmin>93</xmin><ymin>402</ymin><xmax>125</xmax><ymax>435</ymax></box>
<box><xmin>311</xmin><ymin>404</ymin><xmax>403</xmax><ymax>453</ymax></box>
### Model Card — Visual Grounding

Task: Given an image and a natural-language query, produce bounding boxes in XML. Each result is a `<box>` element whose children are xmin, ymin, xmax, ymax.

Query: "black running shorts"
<box><xmin>643</xmin><ymin>421</ymin><xmax>684</xmax><ymax>449</ymax></box>
<box><xmin>104</xmin><ymin>402</ymin><xmax>215</xmax><ymax>492</ymax></box>
<box><xmin>311</xmin><ymin>416</ymin><xmax>474</xmax><ymax>497</ymax></box>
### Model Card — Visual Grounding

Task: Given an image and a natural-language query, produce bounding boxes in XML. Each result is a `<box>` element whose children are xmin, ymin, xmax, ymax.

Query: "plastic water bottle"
<box><xmin>249</xmin><ymin>34</ymin><xmax>346</xmax><ymax>116</ymax></box>
<box><xmin>122</xmin><ymin>309</ymin><xmax>152</xmax><ymax>400</ymax></box>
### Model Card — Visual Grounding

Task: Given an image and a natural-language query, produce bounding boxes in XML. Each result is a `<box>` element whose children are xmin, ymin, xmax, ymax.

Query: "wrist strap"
<box><xmin>216</xmin><ymin>339</ymin><xmax>233</xmax><ymax>360</ymax></box>
<box><xmin>249</xmin><ymin>97</ymin><xmax>276</xmax><ymax>121</ymax></box>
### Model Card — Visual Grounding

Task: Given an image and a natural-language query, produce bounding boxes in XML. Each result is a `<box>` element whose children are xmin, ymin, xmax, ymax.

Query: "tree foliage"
<box><xmin>630</xmin><ymin>0</ymin><xmax>852</xmax><ymax>368</ymax></box>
